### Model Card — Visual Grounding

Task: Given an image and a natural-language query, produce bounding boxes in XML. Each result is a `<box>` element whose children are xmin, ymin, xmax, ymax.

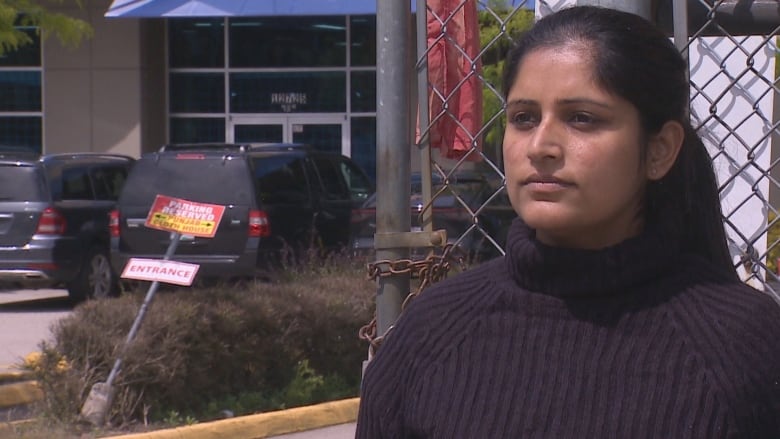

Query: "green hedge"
<box><xmin>27</xmin><ymin>265</ymin><xmax>375</xmax><ymax>428</ymax></box>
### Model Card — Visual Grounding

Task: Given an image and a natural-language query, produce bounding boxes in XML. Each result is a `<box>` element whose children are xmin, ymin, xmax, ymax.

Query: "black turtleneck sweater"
<box><xmin>355</xmin><ymin>219</ymin><xmax>780</xmax><ymax>438</ymax></box>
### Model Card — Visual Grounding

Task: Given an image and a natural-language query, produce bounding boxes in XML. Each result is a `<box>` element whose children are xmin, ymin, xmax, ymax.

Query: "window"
<box><xmin>0</xmin><ymin>25</ymin><xmax>42</xmax><ymax>152</ymax></box>
<box><xmin>253</xmin><ymin>156</ymin><xmax>310</xmax><ymax>204</ymax></box>
<box><xmin>0</xmin><ymin>164</ymin><xmax>43</xmax><ymax>201</ymax></box>
<box><xmin>0</xmin><ymin>117</ymin><xmax>42</xmax><ymax>152</ymax></box>
<box><xmin>91</xmin><ymin>166</ymin><xmax>129</xmax><ymax>201</ymax></box>
<box><xmin>0</xmin><ymin>27</ymin><xmax>40</xmax><ymax>67</ymax></box>
<box><xmin>61</xmin><ymin>168</ymin><xmax>94</xmax><ymax>200</ymax></box>
<box><xmin>350</xmin><ymin>117</ymin><xmax>376</xmax><ymax>183</ymax></box>
<box><xmin>235</xmin><ymin>124</ymin><xmax>284</xmax><ymax>143</ymax></box>
<box><xmin>169</xmin><ymin>73</ymin><xmax>225</xmax><ymax>113</ymax></box>
<box><xmin>168</xmin><ymin>18</ymin><xmax>225</xmax><ymax>68</ymax></box>
<box><xmin>311</xmin><ymin>156</ymin><xmax>347</xmax><ymax>199</ymax></box>
<box><xmin>337</xmin><ymin>158</ymin><xmax>373</xmax><ymax>203</ymax></box>
<box><xmin>230</xmin><ymin>17</ymin><xmax>346</xmax><ymax>68</ymax></box>
<box><xmin>170</xmin><ymin>118</ymin><xmax>225</xmax><ymax>143</ymax></box>
<box><xmin>166</xmin><ymin>13</ymin><xmax>377</xmax><ymax>160</ymax></box>
<box><xmin>230</xmin><ymin>72</ymin><xmax>346</xmax><ymax>113</ymax></box>
<box><xmin>350</xmin><ymin>71</ymin><xmax>375</xmax><ymax>112</ymax></box>
<box><xmin>350</xmin><ymin>16</ymin><xmax>376</xmax><ymax>66</ymax></box>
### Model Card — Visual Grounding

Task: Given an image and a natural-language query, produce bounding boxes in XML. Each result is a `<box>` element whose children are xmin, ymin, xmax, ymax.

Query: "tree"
<box><xmin>0</xmin><ymin>0</ymin><xmax>92</xmax><ymax>55</ymax></box>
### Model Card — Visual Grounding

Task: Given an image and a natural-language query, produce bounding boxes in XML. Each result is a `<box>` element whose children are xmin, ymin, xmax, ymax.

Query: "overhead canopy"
<box><xmin>105</xmin><ymin>0</ymin><xmax>417</xmax><ymax>18</ymax></box>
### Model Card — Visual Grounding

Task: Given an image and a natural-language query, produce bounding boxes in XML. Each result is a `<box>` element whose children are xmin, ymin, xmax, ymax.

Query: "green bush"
<box><xmin>26</xmin><ymin>255</ymin><xmax>375</xmax><ymax>428</ymax></box>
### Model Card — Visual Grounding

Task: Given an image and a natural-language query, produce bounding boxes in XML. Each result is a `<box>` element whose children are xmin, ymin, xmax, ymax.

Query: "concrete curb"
<box><xmin>0</xmin><ymin>368</ymin><xmax>40</xmax><ymax>409</ymax></box>
<box><xmin>0</xmin><ymin>370</ymin><xmax>29</xmax><ymax>383</ymax></box>
<box><xmin>0</xmin><ymin>381</ymin><xmax>42</xmax><ymax>409</ymax></box>
<box><xmin>107</xmin><ymin>397</ymin><xmax>360</xmax><ymax>439</ymax></box>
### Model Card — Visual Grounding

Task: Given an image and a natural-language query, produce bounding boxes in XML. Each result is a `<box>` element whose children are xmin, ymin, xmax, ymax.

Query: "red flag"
<box><xmin>420</xmin><ymin>0</ymin><xmax>483</xmax><ymax>161</ymax></box>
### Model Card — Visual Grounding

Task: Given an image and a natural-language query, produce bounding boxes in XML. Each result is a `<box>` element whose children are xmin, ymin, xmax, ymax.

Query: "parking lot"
<box><xmin>0</xmin><ymin>287</ymin><xmax>72</xmax><ymax>371</ymax></box>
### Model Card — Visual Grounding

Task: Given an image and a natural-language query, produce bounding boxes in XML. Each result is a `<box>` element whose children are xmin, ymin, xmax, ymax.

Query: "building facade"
<box><xmin>15</xmin><ymin>0</ymin><xmax>381</xmax><ymax>181</ymax></box>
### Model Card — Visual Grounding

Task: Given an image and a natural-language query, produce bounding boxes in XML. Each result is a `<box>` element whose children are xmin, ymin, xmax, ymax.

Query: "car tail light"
<box><xmin>248</xmin><ymin>209</ymin><xmax>270</xmax><ymax>238</ymax></box>
<box><xmin>109</xmin><ymin>209</ymin><xmax>120</xmax><ymax>237</ymax></box>
<box><xmin>35</xmin><ymin>207</ymin><xmax>66</xmax><ymax>235</ymax></box>
<box><xmin>350</xmin><ymin>208</ymin><xmax>375</xmax><ymax>224</ymax></box>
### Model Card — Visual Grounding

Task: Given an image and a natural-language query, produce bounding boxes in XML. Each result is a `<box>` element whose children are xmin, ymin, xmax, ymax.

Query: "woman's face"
<box><xmin>503</xmin><ymin>46</ymin><xmax>648</xmax><ymax>249</ymax></box>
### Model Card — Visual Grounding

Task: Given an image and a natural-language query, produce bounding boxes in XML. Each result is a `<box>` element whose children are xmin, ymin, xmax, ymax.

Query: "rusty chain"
<box><xmin>358</xmin><ymin>244</ymin><xmax>467</xmax><ymax>360</ymax></box>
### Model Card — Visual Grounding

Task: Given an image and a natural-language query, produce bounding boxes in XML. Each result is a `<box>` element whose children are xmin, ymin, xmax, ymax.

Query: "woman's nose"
<box><xmin>526</xmin><ymin>117</ymin><xmax>563</xmax><ymax>162</ymax></box>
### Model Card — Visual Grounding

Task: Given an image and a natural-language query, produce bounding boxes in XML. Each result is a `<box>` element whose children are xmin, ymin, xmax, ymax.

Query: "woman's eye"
<box><xmin>570</xmin><ymin>112</ymin><xmax>597</xmax><ymax>125</ymax></box>
<box><xmin>510</xmin><ymin>112</ymin><xmax>535</xmax><ymax>127</ymax></box>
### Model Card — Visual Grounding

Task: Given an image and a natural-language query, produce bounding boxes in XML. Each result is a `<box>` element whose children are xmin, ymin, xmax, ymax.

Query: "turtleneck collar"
<box><xmin>503</xmin><ymin>218</ymin><xmax>682</xmax><ymax>298</ymax></box>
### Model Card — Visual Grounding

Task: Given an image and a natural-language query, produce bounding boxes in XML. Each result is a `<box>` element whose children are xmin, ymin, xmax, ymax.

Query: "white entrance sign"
<box><xmin>121</xmin><ymin>258</ymin><xmax>200</xmax><ymax>286</ymax></box>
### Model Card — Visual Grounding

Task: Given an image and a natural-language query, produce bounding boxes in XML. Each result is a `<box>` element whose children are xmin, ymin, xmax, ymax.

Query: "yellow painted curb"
<box><xmin>0</xmin><ymin>419</ymin><xmax>35</xmax><ymax>437</ymax></box>
<box><xmin>0</xmin><ymin>381</ymin><xmax>42</xmax><ymax>408</ymax></box>
<box><xmin>106</xmin><ymin>397</ymin><xmax>360</xmax><ymax>439</ymax></box>
<box><xmin>0</xmin><ymin>370</ymin><xmax>31</xmax><ymax>383</ymax></box>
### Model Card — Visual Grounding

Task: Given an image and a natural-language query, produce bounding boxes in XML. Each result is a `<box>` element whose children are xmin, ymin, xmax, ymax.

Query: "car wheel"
<box><xmin>67</xmin><ymin>247</ymin><xmax>118</xmax><ymax>301</ymax></box>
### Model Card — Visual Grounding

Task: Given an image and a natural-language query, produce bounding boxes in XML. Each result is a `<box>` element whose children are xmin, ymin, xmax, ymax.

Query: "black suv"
<box><xmin>110</xmin><ymin>143</ymin><xmax>374</xmax><ymax>281</ymax></box>
<box><xmin>0</xmin><ymin>149</ymin><xmax>135</xmax><ymax>300</ymax></box>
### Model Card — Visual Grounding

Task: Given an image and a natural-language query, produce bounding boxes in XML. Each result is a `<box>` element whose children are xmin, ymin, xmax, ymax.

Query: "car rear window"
<box><xmin>252</xmin><ymin>155</ymin><xmax>310</xmax><ymax>204</ymax></box>
<box><xmin>0</xmin><ymin>164</ymin><xmax>46</xmax><ymax>201</ymax></box>
<box><xmin>120</xmin><ymin>154</ymin><xmax>255</xmax><ymax>206</ymax></box>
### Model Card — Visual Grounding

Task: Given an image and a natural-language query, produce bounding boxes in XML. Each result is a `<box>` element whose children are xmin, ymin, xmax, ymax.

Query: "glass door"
<box><xmin>289</xmin><ymin>116</ymin><xmax>346</xmax><ymax>155</ymax></box>
<box><xmin>234</xmin><ymin>123</ymin><xmax>284</xmax><ymax>143</ymax></box>
<box><xmin>229</xmin><ymin>115</ymin><xmax>348</xmax><ymax>155</ymax></box>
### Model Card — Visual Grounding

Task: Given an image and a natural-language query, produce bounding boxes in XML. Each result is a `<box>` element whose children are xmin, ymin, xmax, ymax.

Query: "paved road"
<box><xmin>0</xmin><ymin>288</ymin><xmax>72</xmax><ymax>370</ymax></box>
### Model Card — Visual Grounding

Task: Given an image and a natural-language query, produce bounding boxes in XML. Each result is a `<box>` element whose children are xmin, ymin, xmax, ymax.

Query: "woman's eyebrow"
<box><xmin>506</xmin><ymin>97</ymin><xmax>612</xmax><ymax>109</ymax></box>
<box><xmin>558</xmin><ymin>97</ymin><xmax>612</xmax><ymax>108</ymax></box>
<box><xmin>506</xmin><ymin>98</ymin><xmax>537</xmax><ymax>107</ymax></box>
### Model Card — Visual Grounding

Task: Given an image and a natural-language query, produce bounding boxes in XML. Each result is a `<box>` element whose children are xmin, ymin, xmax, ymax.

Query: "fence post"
<box><xmin>375</xmin><ymin>0</ymin><xmax>412</xmax><ymax>336</ymax></box>
<box><xmin>416</xmin><ymin>0</ymin><xmax>434</xmax><ymax>236</ymax></box>
<box><xmin>671</xmin><ymin>0</ymin><xmax>689</xmax><ymax>57</ymax></box>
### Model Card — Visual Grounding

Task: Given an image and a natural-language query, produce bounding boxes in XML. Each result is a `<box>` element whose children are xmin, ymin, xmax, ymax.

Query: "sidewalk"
<box><xmin>268</xmin><ymin>422</ymin><xmax>356</xmax><ymax>438</ymax></box>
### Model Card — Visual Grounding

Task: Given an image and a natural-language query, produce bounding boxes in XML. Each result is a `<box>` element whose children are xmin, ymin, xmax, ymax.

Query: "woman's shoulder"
<box><xmin>376</xmin><ymin>258</ymin><xmax>504</xmax><ymax>347</ymax></box>
<box><xmin>676</xmin><ymin>255</ymin><xmax>779</xmax><ymax>315</ymax></box>
<box><xmin>404</xmin><ymin>257</ymin><xmax>504</xmax><ymax>315</ymax></box>
<box><xmin>363</xmin><ymin>259</ymin><xmax>504</xmax><ymax>378</ymax></box>
<box><xmin>670</xmin><ymin>255</ymin><xmax>780</xmax><ymax>362</ymax></box>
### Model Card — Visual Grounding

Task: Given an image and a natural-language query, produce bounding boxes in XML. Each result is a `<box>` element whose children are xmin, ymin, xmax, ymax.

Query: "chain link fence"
<box><xmin>410</xmin><ymin>0</ymin><xmax>780</xmax><ymax>304</ymax></box>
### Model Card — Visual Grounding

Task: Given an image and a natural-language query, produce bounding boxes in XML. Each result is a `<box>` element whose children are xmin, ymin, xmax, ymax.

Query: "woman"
<box><xmin>356</xmin><ymin>6</ymin><xmax>780</xmax><ymax>438</ymax></box>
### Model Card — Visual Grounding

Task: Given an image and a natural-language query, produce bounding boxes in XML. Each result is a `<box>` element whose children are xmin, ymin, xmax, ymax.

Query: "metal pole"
<box><xmin>81</xmin><ymin>231</ymin><xmax>182</xmax><ymax>426</ymax></box>
<box><xmin>416</xmin><ymin>0</ymin><xmax>434</xmax><ymax>235</ymax></box>
<box><xmin>575</xmin><ymin>0</ymin><xmax>651</xmax><ymax>19</ymax></box>
<box><xmin>375</xmin><ymin>0</ymin><xmax>412</xmax><ymax>335</ymax></box>
<box><xmin>673</xmin><ymin>0</ymin><xmax>689</xmax><ymax>60</ymax></box>
<box><xmin>105</xmin><ymin>232</ymin><xmax>182</xmax><ymax>388</ymax></box>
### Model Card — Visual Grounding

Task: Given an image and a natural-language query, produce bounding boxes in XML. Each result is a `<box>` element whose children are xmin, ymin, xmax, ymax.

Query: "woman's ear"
<box><xmin>647</xmin><ymin>120</ymin><xmax>684</xmax><ymax>180</ymax></box>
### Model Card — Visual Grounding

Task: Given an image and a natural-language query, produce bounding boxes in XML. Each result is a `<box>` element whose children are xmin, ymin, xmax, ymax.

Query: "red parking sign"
<box><xmin>145</xmin><ymin>195</ymin><xmax>225</xmax><ymax>238</ymax></box>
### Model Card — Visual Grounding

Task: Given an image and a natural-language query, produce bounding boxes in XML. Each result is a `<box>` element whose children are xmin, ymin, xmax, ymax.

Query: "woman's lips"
<box><xmin>521</xmin><ymin>175</ymin><xmax>574</xmax><ymax>193</ymax></box>
<box><xmin>522</xmin><ymin>174</ymin><xmax>572</xmax><ymax>185</ymax></box>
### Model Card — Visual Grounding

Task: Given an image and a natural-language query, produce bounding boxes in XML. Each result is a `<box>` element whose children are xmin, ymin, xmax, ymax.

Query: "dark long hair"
<box><xmin>502</xmin><ymin>5</ymin><xmax>737</xmax><ymax>278</ymax></box>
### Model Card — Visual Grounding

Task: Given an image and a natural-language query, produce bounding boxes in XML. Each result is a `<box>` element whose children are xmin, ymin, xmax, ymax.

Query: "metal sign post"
<box><xmin>80</xmin><ymin>232</ymin><xmax>183</xmax><ymax>425</ymax></box>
